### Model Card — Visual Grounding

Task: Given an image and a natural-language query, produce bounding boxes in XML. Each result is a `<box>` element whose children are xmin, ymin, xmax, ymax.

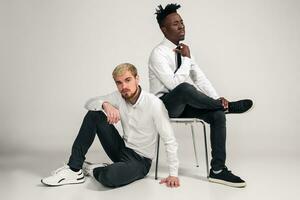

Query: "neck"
<box><xmin>127</xmin><ymin>86</ymin><xmax>141</xmax><ymax>105</ymax></box>
<box><xmin>165</xmin><ymin>36</ymin><xmax>179</xmax><ymax>46</ymax></box>
<box><xmin>170</xmin><ymin>39</ymin><xmax>180</xmax><ymax>46</ymax></box>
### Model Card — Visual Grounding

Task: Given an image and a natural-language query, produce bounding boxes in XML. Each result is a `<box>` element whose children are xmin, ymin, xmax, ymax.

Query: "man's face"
<box><xmin>161</xmin><ymin>13</ymin><xmax>185</xmax><ymax>44</ymax></box>
<box><xmin>114</xmin><ymin>70</ymin><xmax>139</xmax><ymax>100</ymax></box>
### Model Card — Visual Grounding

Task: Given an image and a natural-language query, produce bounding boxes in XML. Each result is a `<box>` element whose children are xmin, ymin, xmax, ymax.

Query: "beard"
<box><xmin>121</xmin><ymin>87</ymin><xmax>138</xmax><ymax>100</ymax></box>
<box><xmin>122</xmin><ymin>92</ymin><xmax>134</xmax><ymax>100</ymax></box>
<box><xmin>179</xmin><ymin>33</ymin><xmax>185</xmax><ymax>41</ymax></box>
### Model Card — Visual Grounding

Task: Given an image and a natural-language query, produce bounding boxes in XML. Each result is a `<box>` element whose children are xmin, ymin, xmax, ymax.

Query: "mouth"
<box><xmin>122</xmin><ymin>89</ymin><xmax>130</xmax><ymax>93</ymax></box>
<box><xmin>121</xmin><ymin>90</ymin><xmax>130</xmax><ymax>96</ymax></box>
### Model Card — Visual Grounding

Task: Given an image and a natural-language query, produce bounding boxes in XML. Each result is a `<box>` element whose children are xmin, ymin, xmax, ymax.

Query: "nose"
<box><xmin>121</xmin><ymin>83</ymin><xmax>128</xmax><ymax>90</ymax></box>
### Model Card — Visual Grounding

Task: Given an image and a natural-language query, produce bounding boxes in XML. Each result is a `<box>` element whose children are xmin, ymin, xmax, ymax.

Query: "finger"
<box><xmin>173</xmin><ymin>49</ymin><xmax>181</xmax><ymax>54</ymax></box>
<box><xmin>109</xmin><ymin>114</ymin><xmax>114</xmax><ymax>124</ymax></box>
<box><xmin>159</xmin><ymin>179</ymin><xmax>166</xmax><ymax>184</ymax></box>
<box><xmin>221</xmin><ymin>100</ymin><xmax>225</xmax><ymax>107</ymax></box>
<box><xmin>109</xmin><ymin>112</ymin><xmax>115</xmax><ymax>123</ymax></box>
<box><xmin>107</xmin><ymin>113</ymin><xmax>112</xmax><ymax>123</ymax></box>
<box><xmin>170</xmin><ymin>181</ymin><xmax>175</xmax><ymax>188</ymax></box>
<box><xmin>108</xmin><ymin>113</ymin><xmax>113</xmax><ymax>123</ymax></box>
<box><xmin>225</xmin><ymin>102</ymin><xmax>229</xmax><ymax>109</ymax></box>
<box><xmin>224</xmin><ymin>100</ymin><xmax>228</xmax><ymax>109</ymax></box>
<box><xmin>168</xmin><ymin>180</ymin><xmax>173</xmax><ymax>188</ymax></box>
<box><xmin>173</xmin><ymin>181</ymin><xmax>178</xmax><ymax>187</ymax></box>
<box><xmin>113</xmin><ymin>112</ymin><xmax>119</xmax><ymax>123</ymax></box>
<box><xmin>173</xmin><ymin>181</ymin><xmax>177</xmax><ymax>188</ymax></box>
<box><xmin>166</xmin><ymin>180</ymin><xmax>171</xmax><ymax>187</ymax></box>
<box><xmin>112</xmin><ymin>113</ymin><xmax>117</xmax><ymax>124</ymax></box>
<box><xmin>177</xmin><ymin>179</ymin><xmax>180</xmax><ymax>187</ymax></box>
<box><xmin>222</xmin><ymin>100</ymin><xmax>226</xmax><ymax>107</ymax></box>
<box><xmin>116</xmin><ymin>112</ymin><xmax>120</xmax><ymax>121</ymax></box>
<box><xmin>116</xmin><ymin>115</ymin><xmax>120</xmax><ymax>123</ymax></box>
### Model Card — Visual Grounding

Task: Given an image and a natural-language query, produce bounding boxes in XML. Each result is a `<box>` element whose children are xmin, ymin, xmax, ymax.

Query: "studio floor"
<box><xmin>1</xmin><ymin>150</ymin><xmax>299</xmax><ymax>200</ymax></box>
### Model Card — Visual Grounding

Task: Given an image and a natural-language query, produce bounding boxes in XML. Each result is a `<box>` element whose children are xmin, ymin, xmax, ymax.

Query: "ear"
<box><xmin>136</xmin><ymin>75</ymin><xmax>140</xmax><ymax>85</ymax></box>
<box><xmin>160</xmin><ymin>26</ymin><xmax>167</xmax><ymax>35</ymax></box>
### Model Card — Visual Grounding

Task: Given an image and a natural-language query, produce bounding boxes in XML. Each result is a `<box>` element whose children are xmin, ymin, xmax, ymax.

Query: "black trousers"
<box><xmin>160</xmin><ymin>82</ymin><xmax>226</xmax><ymax>171</ymax></box>
<box><xmin>67</xmin><ymin>111</ymin><xmax>152</xmax><ymax>188</ymax></box>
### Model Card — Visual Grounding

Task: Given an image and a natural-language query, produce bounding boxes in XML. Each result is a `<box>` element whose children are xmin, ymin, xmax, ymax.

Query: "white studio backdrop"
<box><xmin>0</xmin><ymin>0</ymin><xmax>299</xmax><ymax>159</ymax></box>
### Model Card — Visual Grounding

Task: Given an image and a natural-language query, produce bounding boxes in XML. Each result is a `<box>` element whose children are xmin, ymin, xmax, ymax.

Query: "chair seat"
<box><xmin>170</xmin><ymin>118</ymin><xmax>204</xmax><ymax>123</ymax></box>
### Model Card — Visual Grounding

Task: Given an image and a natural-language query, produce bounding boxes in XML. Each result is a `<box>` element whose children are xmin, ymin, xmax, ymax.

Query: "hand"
<box><xmin>219</xmin><ymin>97</ymin><xmax>229</xmax><ymax>110</ymax></box>
<box><xmin>159</xmin><ymin>176</ymin><xmax>180</xmax><ymax>188</ymax></box>
<box><xmin>174</xmin><ymin>43</ymin><xmax>191</xmax><ymax>58</ymax></box>
<box><xmin>102</xmin><ymin>102</ymin><xmax>120</xmax><ymax>124</ymax></box>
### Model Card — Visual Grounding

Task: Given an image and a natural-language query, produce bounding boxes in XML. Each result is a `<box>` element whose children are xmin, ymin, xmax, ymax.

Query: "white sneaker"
<box><xmin>41</xmin><ymin>165</ymin><xmax>85</xmax><ymax>186</ymax></box>
<box><xmin>82</xmin><ymin>161</ymin><xmax>109</xmax><ymax>176</ymax></box>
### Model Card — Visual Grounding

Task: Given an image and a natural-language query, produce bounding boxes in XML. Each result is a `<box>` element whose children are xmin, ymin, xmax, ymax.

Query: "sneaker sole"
<box><xmin>41</xmin><ymin>178</ymin><xmax>85</xmax><ymax>187</ymax></box>
<box><xmin>242</xmin><ymin>100</ymin><xmax>255</xmax><ymax>114</ymax></box>
<box><xmin>208</xmin><ymin>177</ymin><xmax>246</xmax><ymax>188</ymax></box>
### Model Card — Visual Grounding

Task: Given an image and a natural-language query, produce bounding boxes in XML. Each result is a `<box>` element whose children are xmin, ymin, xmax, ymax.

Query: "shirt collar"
<box><xmin>161</xmin><ymin>37</ymin><xmax>177</xmax><ymax>50</ymax></box>
<box><xmin>131</xmin><ymin>86</ymin><xmax>143</xmax><ymax>108</ymax></box>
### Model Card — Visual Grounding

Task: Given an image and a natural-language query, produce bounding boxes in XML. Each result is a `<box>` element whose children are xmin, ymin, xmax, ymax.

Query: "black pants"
<box><xmin>160</xmin><ymin>82</ymin><xmax>226</xmax><ymax>171</ymax></box>
<box><xmin>67</xmin><ymin>111</ymin><xmax>152</xmax><ymax>188</ymax></box>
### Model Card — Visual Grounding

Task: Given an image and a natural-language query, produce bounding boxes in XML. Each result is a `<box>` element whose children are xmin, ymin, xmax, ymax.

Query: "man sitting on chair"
<box><xmin>148</xmin><ymin>4</ymin><xmax>253</xmax><ymax>188</ymax></box>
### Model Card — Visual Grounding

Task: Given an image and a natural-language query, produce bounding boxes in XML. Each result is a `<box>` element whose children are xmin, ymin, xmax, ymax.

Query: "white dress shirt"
<box><xmin>148</xmin><ymin>38</ymin><xmax>219</xmax><ymax>99</ymax></box>
<box><xmin>84</xmin><ymin>89</ymin><xmax>179</xmax><ymax>176</ymax></box>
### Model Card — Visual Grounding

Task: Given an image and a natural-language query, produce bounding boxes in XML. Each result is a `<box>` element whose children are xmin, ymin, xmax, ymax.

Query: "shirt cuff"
<box><xmin>84</xmin><ymin>99</ymin><xmax>104</xmax><ymax>111</ymax></box>
<box><xmin>182</xmin><ymin>56</ymin><xmax>192</xmax><ymax>66</ymax></box>
<box><xmin>169</xmin><ymin>168</ymin><xmax>178</xmax><ymax>177</ymax></box>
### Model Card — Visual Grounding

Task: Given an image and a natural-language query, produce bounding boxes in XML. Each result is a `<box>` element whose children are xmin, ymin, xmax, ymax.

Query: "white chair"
<box><xmin>154</xmin><ymin>118</ymin><xmax>209</xmax><ymax>179</ymax></box>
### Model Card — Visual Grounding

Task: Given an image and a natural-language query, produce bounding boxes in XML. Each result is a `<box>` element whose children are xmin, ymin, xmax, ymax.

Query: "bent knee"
<box><xmin>86</xmin><ymin>110</ymin><xmax>107</xmax><ymax>121</ymax></box>
<box><xmin>175</xmin><ymin>82</ymin><xmax>195</xmax><ymax>92</ymax></box>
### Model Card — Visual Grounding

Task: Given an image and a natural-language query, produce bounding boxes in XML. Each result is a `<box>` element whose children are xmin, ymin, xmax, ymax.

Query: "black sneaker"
<box><xmin>208</xmin><ymin>167</ymin><xmax>246</xmax><ymax>188</ymax></box>
<box><xmin>227</xmin><ymin>99</ymin><xmax>253</xmax><ymax>114</ymax></box>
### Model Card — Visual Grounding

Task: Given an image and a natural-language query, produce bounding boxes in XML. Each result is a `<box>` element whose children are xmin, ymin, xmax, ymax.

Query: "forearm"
<box><xmin>164</xmin><ymin>140</ymin><xmax>179</xmax><ymax>176</ymax></box>
<box><xmin>84</xmin><ymin>91</ymin><xmax>120</xmax><ymax>111</ymax></box>
<box><xmin>84</xmin><ymin>96</ymin><xmax>105</xmax><ymax>111</ymax></box>
<box><xmin>190</xmin><ymin>65</ymin><xmax>219</xmax><ymax>99</ymax></box>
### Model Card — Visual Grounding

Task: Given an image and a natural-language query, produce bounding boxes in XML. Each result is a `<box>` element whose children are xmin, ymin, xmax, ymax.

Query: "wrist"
<box><xmin>102</xmin><ymin>101</ymin><xmax>109</xmax><ymax>109</ymax></box>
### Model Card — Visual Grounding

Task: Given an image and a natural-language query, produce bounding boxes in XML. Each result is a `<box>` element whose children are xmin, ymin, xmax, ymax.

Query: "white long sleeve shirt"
<box><xmin>84</xmin><ymin>89</ymin><xmax>179</xmax><ymax>176</ymax></box>
<box><xmin>148</xmin><ymin>38</ymin><xmax>219</xmax><ymax>99</ymax></box>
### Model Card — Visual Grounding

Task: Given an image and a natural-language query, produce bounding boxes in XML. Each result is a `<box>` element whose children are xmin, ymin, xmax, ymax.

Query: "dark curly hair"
<box><xmin>155</xmin><ymin>3</ymin><xmax>181</xmax><ymax>27</ymax></box>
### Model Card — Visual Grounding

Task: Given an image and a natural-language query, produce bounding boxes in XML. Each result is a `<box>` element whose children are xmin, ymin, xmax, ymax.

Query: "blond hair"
<box><xmin>112</xmin><ymin>63</ymin><xmax>138</xmax><ymax>79</ymax></box>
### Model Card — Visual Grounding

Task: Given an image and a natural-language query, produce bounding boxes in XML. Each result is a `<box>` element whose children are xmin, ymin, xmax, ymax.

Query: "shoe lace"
<box><xmin>223</xmin><ymin>167</ymin><xmax>233</xmax><ymax>174</ymax></box>
<box><xmin>51</xmin><ymin>164</ymin><xmax>69</xmax><ymax>175</ymax></box>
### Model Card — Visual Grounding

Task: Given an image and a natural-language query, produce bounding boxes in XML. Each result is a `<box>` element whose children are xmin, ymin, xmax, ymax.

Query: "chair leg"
<box><xmin>200</xmin><ymin>121</ymin><xmax>209</xmax><ymax>178</ymax></box>
<box><xmin>155</xmin><ymin>134</ymin><xmax>160</xmax><ymax>180</ymax></box>
<box><xmin>190</xmin><ymin>123</ymin><xmax>199</xmax><ymax>167</ymax></box>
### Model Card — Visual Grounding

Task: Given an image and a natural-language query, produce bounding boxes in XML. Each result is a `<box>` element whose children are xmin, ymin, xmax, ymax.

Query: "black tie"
<box><xmin>174</xmin><ymin>46</ymin><xmax>182</xmax><ymax>73</ymax></box>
